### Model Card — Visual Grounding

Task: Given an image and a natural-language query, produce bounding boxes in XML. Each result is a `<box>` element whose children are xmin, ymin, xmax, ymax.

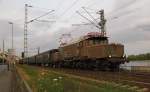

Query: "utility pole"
<box><xmin>2</xmin><ymin>40</ymin><xmax>5</xmax><ymax>64</ymax></box>
<box><xmin>3</xmin><ymin>40</ymin><xmax>5</xmax><ymax>53</ymax></box>
<box><xmin>98</xmin><ymin>9</ymin><xmax>107</xmax><ymax>36</ymax></box>
<box><xmin>8</xmin><ymin>22</ymin><xmax>14</xmax><ymax>49</ymax></box>
<box><xmin>37</xmin><ymin>47</ymin><xmax>40</xmax><ymax>54</ymax></box>
<box><xmin>12</xmin><ymin>23</ymin><xmax>14</xmax><ymax>49</ymax></box>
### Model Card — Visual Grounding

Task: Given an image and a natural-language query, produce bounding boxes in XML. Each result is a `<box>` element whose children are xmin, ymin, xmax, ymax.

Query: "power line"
<box><xmin>28</xmin><ymin>10</ymin><xmax>55</xmax><ymax>23</ymax></box>
<box><xmin>82</xmin><ymin>7</ymin><xmax>98</xmax><ymax>23</ymax></box>
<box><xmin>54</xmin><ymin>0</ymin><xmax>67</xmax><ymax>12</ymax></box>
<box><xmin>27</xmin><ymin>1</ymin><xmax>107</xmax><ymax>33</ymax></box>
<box><xmin>35</xmin><ymin>20</ymin><xmax>56</xmax><ymax>23</ymax></box>
<box><xmin>30</xmin><ymin>5</ymin><xmax>53</xmax><ymax>11</ymax></box>
<box><xmin>76</xmin><ymin>11</ymin><xmax>100</xmax><ymax>29</ymax></box>
<box><xmin>24</xmin><ymin>4</ymin><xmax>55</xmax><ymax>59</ymax></box>
<box><xmin>33</xmin><ymin>0</ymin><xmax>98</xmax><ymax>35</ymax></box>
<box><xmin>41</xmin><ymin>0</ymin><xmax>81</xmax><ymax>33</ymax></box>
<box><xmin>56</xmin><ymin>0</ymin><xmax>94</xmax><ymax>22</ymax></box>
<box><xmin>60</xmin><ymin>0</ymin><xmax>80</xmax><ymax>17</ymax></box>
<box><xmin>82</xmin><ymin>7</ymin><xmax>98</xmax><ymax>12</ymax></box>
<box><xmin>86</xmin><ymin>0</ymin><xmax>101</xmax><ymax>8</ymax></box>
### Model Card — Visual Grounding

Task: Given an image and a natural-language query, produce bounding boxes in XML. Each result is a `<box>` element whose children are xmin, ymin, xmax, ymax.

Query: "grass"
<box><xmin>17</xmin><ymin>65</ymin><xmax>137</xmax><ymax>92</ymax></box>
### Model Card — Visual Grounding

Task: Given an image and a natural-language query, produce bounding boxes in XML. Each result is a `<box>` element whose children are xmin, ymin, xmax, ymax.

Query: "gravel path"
<box><xmin>0</xmin><ymin>65</ymin><xmax>12</xmax><ymax>92</ymax></box>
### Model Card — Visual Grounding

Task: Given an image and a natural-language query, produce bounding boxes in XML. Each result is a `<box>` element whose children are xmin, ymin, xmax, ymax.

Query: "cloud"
<box><xmin>113</xmin><ymin>0</ymin><xmax>137</xmax><ymax>11</ymax></box>
<box><xmin>29</xmin><ymin>0</ymin><xmax>150</xmax><ymax>55</ymax></box>
<box><xmin>0</xmin><ymin>0</ymin><xmax>150</xmax><ymax>56</ymax></box>
<box><xmin>107</xmin><ymin>0</ymin><xmax>150</xmax><ymax>55</ymax></box>
<box><xmin>0</xmin><ymin>19</ymin><xmax>23</xmax><ymax>42</ymax></box>
<box><xmin>125</xmin><ymin>40</ymin><xmax>150</xmax><ymax>55</ymax></box>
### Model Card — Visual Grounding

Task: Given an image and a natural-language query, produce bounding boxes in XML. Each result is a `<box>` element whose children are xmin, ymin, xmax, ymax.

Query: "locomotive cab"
<box><xmin>81</xmin><ymin>32</ymin><xmax>109</xmax><ymax>46</ymax></box>
<box><xmin>86</xmin><ymin>36</ymin><xmax>108</xmax><ymax>46</ymax></box>
<box><xmin>81</xmin><ymin>33</ymin><xmax>125</xmax><ymax>61</ymax></box>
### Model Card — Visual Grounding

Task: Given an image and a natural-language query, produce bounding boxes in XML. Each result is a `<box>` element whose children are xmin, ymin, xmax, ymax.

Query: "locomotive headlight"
<box><xmin>109</xmin><ymin>55</ymin><xmax>112</xmax><ymax>58</ymax></box>
<box><xmin>123</xmin><ymin>54</ymin><xmax>126</xmax><ymax>58</ymax></box>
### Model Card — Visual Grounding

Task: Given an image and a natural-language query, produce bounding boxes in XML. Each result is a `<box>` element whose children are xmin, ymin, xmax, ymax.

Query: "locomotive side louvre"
<box><xmin>84</xmin><ymin>45</ymin><xmax>109</xmax><ymax>59</ymax></box>
<box><xmin>107</xmin><ymin>44</ymin><xmax>124</xmax><ymax>58</ymax></box>
<box><xmin>84</xmin><ymin>37</ymin><xmax>124</xmax><ymax>59</ymax></box>
<box><xmin>60</xmin><ymin>36</ymin><xmax>108</xmax><ymax>60</ymax></box>
<box><xmin>84</xmin><ymin>44</ymin><xmax>124</xmax><ymax>59</ymax></box>
<box><xmin>59</xmin><ymin>36</ymin><xmax>125</xmax><ymax>62</ymax></box>
<box><xmin>78</xmin><ymin>40</ymin><xmax>86</xmax><ymax>59</ymax></box>
<box><xmin>77</xmin><ymin>36</ymin><xmax>109</xmax><ymax>59</ymax></box>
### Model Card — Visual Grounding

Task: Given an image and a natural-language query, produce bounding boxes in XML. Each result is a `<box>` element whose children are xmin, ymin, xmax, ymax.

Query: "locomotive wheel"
<box><xmin>94</xmin><ymin>61</ymin><xmax>110</xmax><ymax>71</ymax></box>
<box><xmin>109</xmin><ymin>63</ymin><xmax>120</xmax><ymax>72</ymax></box>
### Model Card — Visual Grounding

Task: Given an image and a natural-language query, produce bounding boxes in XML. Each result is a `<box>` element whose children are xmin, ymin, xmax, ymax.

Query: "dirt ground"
<box><xmin>0</xmin><ymin>70</ymin><xmax>12</xmax><ymax>92</ymax></box>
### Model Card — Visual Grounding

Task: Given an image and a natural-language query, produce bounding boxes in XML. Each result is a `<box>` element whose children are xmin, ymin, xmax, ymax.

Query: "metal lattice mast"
<box><xmin>24</xmin><ymin>4</ymin><xmax>54</xmax><ymax>58</ymax></box>
<box><xmin>24</xmin><ymin>4</ymin><xmax>29</xmax><ymax>58</ymax></box>
<box><xmin>98</xmin><ymin>9</ymin><xmax>107</xmax><ymax>36</ymax></box>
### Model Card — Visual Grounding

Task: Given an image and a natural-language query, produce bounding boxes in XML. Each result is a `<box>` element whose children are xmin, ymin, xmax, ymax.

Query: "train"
<box><xmin>20</xmin><ymin>9</ymin><xmax>128</xmax><ymax>71</ymax></box>
<box><xmin>20</xmin><ymin>32</ymin><xmax>128</xmax><ymax>71</ymax></box>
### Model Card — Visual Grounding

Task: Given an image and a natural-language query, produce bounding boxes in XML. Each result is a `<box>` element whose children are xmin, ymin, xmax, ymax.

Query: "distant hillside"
<box><xmin>127</xmin><ymin>53</ymin><xmax>150</xmax><ymax>61</ymax></box>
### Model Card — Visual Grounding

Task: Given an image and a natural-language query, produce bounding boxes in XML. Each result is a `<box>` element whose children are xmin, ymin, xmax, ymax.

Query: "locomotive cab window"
<box><xmin>79</xmin><ymin>41</ymin><xmax>83</xmax><ymax>46</ymax></box>
<box><xmin>89</xmin><ymin>37</ymin><xmax>108</xmax><ymax>45</ymax></box>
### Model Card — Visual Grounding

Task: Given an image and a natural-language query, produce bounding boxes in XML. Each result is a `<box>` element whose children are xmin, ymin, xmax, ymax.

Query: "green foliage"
<box><xmin>128</xmin><ymin>53</ymin><xmax>150</xmax><ymax>61</ymax></box>
<box><xmin>19</xmin><ymin>65</ymin><xmax>137</xmax><ymax>92</ymax></box>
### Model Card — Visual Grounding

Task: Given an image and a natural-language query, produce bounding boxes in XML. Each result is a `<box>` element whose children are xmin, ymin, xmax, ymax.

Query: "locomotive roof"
<box><xmin>60</xmin><ymin>35</ymin><xmax>108</xmax><ymax>47</ymax></box>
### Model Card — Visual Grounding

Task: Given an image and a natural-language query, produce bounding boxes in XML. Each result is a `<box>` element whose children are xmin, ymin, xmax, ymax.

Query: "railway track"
<box><xmin>48</xmin><ymin>68</ymin><xmax>150</xmax><ymax>91</ymax></box>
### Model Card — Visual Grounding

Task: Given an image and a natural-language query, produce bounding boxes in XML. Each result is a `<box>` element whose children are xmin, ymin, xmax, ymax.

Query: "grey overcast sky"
<box><xmin>0</xmin><ymin>0</ymin><xmax>150</xmax><ymax>56</ymax></box>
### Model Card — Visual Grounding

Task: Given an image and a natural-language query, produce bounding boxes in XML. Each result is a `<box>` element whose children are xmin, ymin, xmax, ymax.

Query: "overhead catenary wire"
<box><xmin>20</xmin><ymin>1</ymin><xmax>109</xmax><ymax>55</ymax></box>
<box><xmin>61</xmin><ymin>7</ymin><xmax>97</xmax><ymax>23</ymax></box>
<box><xmin>40</xmin><ymin>0</ymin><xmax>102</xmax><ymax>32</ymax></box>
<box><xmin>28</xmin><ymin>10</ymin><xmax>55</xmax><ymax>23</ymax></box>
<box><xmin>54</xmin><ymin>0</ymin><xmax>67</xmax><ymax>12</ymax></box>
<box><xmin>24</xmin><ymin>4</ymin><xmax>55</xmax><ymax>58</ymax></box>
<box><xmin>42</xmin><ymin>0</ymin><xmax>80</xmax><ymax>30</ymax></box>
<box><xmin>82</xmin><ymin>7</ymin><xmax>98</xmax><ymax>11</ymax></box>
<box><xmin>76</xmin><ymin>11</ymin><xmax>101</xmax><ymax>29</ymax></box>
<box><xmin>82</xmin><ymin>7</ymin><xmax>98</xmax><ymax>23</ymax></box>
<box><xmin>86</xmin><ymin>0</ymin><xmax>101</xmax><ymax>8</ymax></box>
<box><xmin>60</xmin><ymin>0</ymin><xmax>80</xmax><ymax>17</ymax></box>
<box><xmin>35</xmin><ymin>20</ymin><xmax>56</xmax><ymax>23</ymax></box>
<box><xmin>57</xmin><ymin>0</ymin><xmax>96</xmax><ymax>22</ymax></box>
<box><xmin>29</xmin><ymin>5</ymin><xmax>54</xmax><ymax>12</ymax></box>
<box><xmin>41</xmin><ymin>0</ymin><xmax>81</xmax><ymax>33</ymax></box>
<box><xmin>80</xmin><ymin>6</ymin><xmax>123</xmax><ymax>25</ymax></box>
<box><xmin>28</xmin><ymin>5</ymin><xmax>56</xmax><ymax>23</ymax></box>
